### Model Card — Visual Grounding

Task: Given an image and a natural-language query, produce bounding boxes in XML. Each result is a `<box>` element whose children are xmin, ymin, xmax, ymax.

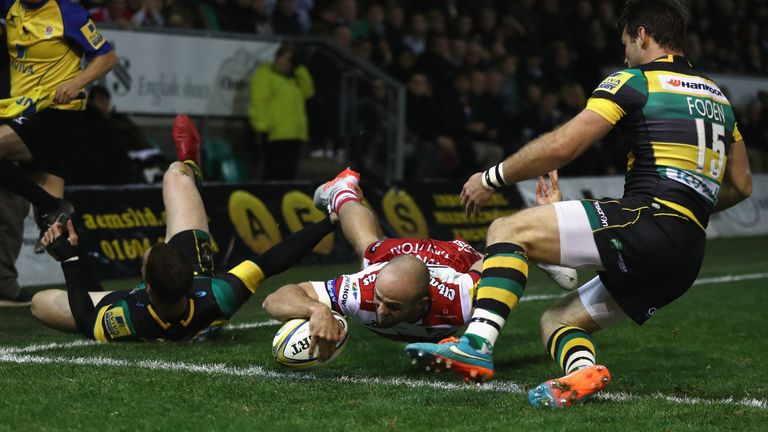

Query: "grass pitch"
<box><xmin>1</xmin><ymin>236</ymin><xmax>767</xmax><ymax>431</ymax></box>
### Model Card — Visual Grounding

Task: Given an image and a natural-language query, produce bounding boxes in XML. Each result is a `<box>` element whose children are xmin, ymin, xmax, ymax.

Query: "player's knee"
<box><xmin>163</xmin><ymin>161</ymin><xmax>191</xmax><ymax>185</ymax></box>
<box><xmin>487</xmin><ymin>215</ymin><xmax>531</xmax><ymax>250</ymax></box>
<box><xmin>30</xmin><ymin>291</ymin><xmax>52</xmax><ymax>323</ymax></box>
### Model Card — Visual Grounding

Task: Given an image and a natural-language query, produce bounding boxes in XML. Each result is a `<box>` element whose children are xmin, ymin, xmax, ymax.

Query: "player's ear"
<box><xmin>637</xmin><ymin>26</ymin><xmax>650</xmax><ymax>49</ymax></box>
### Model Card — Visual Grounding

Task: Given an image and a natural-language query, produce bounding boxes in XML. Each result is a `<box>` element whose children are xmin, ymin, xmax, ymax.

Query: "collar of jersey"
<box><xmin>651</xmin><ymin>54</ymin><xmax>692</xmax><ymax>68</ymax></box>
<box><xmin>148</xmin><ymin>299</ymin><xmax>195</xmax><ymax>329</ymax></box>
<box><xmin>21</xmin><ymin>0</ymin><xmax>50</xmax><ymax>10</ymax></box>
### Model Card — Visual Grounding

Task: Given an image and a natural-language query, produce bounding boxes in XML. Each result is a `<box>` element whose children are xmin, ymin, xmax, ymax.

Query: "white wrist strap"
<box><xmin>481</xmin><ymin>163</ymin><xmax>506</xmax><ymax>190</ymax></box>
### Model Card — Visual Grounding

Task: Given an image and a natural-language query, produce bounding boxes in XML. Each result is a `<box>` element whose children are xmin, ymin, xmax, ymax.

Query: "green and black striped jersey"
<box><xmin>90</xmin><ymin>260</ymin><xmax>265</xmax><ymax>342</ymax></box>
<box><xmin>586</xmin><ymin>55</ymin><xmax>742</xmax><ymax>229</ymax></box>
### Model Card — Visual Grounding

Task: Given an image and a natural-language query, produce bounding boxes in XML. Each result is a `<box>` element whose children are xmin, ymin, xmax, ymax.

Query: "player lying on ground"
<box><xmin>406</xmin><ymin>0</ymin><xmax>753</xmax><ymax>407</ymax></box>
<box><xmin>262</xmin><ymin>169</ymin><xmax>578</xmax><ymax>363</ymax></box>
<box><xmin>30</xmin><ymin>115</ymin><xmax>335</xmax><ymax>342</ymax></box>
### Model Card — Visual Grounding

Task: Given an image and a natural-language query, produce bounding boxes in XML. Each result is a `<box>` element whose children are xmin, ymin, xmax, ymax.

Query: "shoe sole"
<box><xmin>405</xmin><ymin>348</ymin><xmax>494</xmax><ymax>383</ymax></box>
<box><xmin>529</xmin><ymin>365</ymin><xmax>611</xmax><ymax>408</ymax></box>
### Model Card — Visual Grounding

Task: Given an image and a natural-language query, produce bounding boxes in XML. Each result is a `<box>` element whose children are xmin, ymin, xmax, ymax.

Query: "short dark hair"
<box><xmin>145</xmin><ymin>244</ymin><xmax>192</xmax><ymax>303</ymax></box>
<box><xmin>618</xmin><ymin>0</ymin><xmax>688</xmax><ymax>52</ymax></box>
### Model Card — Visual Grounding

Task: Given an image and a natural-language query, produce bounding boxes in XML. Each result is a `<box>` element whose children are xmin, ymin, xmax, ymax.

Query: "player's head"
<box><xmin>141</xmin><ymin>244</ymin><xmax>192</xmax><ymax>304</ymax></box>
<box><xmin>373</xmin><ymin>255</ymin><xmax>431</xmax><ymax>328</ymax></box>
<box><xmin>618</xmin><ymin>0</ymin><xmax>688</xmax><ymax>67</ymax></box>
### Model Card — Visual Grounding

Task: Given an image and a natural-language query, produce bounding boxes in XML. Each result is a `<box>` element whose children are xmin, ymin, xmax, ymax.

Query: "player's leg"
<box><xmin>336</xmin><ymin>195</ymin><xmax>381</xmax><ymax>259</ymax></box>
<box><xmin>406</xmin><ymin>200</ymin><xmax>602</xmax><ymax>381</ymax></box>
<box><xmin>30</xmin><ymin>290</ymin><xmax>112</xmax><ymax>332</ymax></box>
<box><xmin>0</xmin><ymin>126</ymin><xmax>65</xmax><ymax>215</ymax></box>
<box><xmin>165</xmin><ymin>115</ymin><xmax>206</xmax><ymax>240</ymax></box>
<box><xmin>527</xmin><ymin>277</ymin><xmax>625</xmax><ymax>408</ymax></box>
<box><xmin>312</xmin><ymin>168</ymin><xmax>379</xmax><ymax>258</ymax></box>
<box><xmin>405</xmin><ymin>204</ymin><xmax>561</xmax><ymax>380</ymax></box>
<box><xmin>163</xmin><ymin>161</ymin><xmax>208</xmax><ymax>240</ymax></box>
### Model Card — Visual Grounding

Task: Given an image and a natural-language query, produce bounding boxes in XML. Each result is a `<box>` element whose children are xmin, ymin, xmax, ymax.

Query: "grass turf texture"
<box><xmin>1</xmin><ymin>236</ymin><xmax>767</xmax><ymax>431</ymax></box>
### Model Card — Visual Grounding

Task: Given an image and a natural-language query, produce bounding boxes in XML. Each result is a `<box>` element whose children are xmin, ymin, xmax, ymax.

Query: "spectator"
<box><xmin>131</xmin><ymin>0</ymin><xmax>164</xmax><ymax>28</ymax></box>
<box><xmin>337</xmin><ymin>0</ymin><xmax>357</xmax><ymax>27</ymax></box>
<box><xmin>384</xmin><ymin>4</ymin><xmax>406</xmax><ymax>54</ymax></box>
<box><xmin>310</xmin><ymin>0</ymin><xmax>339</xmax><ymax>36</ymax></box>
<box><xmin>166</xmin><ymin>1</ymin><xmax>201</xmax><ymax>29</ymax></box>
<box><xmin>249</xmin><ymin>45</ymin><xmax>314</xmax><ymax>180</ymax></box>
<box><xmin>426</xmin><ymin>8</ymin><xmax>447</xmax><ymax>36</ymax></box>
<box><xmin>402</xmin><ymin>13</ymin><xmax>428</xmax><ymax>56</ymax></box>
<box><xmin>272</xmin><ymin>0</ymin><xmax>304</xmax><ymax>35</ymax></box>
<box><xmin>352</xmin><ymin>2</ymin><xmax>385</xmax><ymax>41</ymax></box>
<box><xmin>404</xmin><ymin>73</ymin><xmax>455</xmax><ymax>179</ymax></box>
<box><xmin>415</xmin><ymin>35</ymin><xmax>456</xmax><ymax>96</ymax></box>
<box><xmin>388</xmin><ymin>48</ymin><xmax>416</xmax><ymax>82</ymax></box>
<box><xmin>332</xmin><ymin>24</ymin><xmax>353</xmax><ymax>50</ymax></box>
<box><xmin>69</xmin><ymin>86</ymin><xmax>145</xmax><ymax>185</ymax></box>
<box><xmin>89</xmin><ymin>0</ymin><xmax>134</xmax><ymax>28</ymax></box>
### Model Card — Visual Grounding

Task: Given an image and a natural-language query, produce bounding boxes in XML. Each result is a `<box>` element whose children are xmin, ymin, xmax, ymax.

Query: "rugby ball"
<box><xmin>271</xmin><ymin>311</ymin><xmax>349</xmax><ymax>368</ymax></box>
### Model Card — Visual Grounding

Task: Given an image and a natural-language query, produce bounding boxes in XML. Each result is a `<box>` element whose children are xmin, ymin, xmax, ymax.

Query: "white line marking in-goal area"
<box><xmin>1</xmin><ymin>352</ymin><xmax>765</xmax><ymax>410</ymax></box>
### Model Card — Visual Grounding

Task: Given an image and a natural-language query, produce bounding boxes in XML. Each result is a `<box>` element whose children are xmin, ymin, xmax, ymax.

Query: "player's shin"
<box><xmin>464</xmin><ymin>242</ymin><xmax>528</xmax><ymax>353</ymax></box>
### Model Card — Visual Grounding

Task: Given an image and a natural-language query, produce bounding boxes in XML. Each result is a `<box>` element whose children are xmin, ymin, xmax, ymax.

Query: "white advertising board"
<box><xmin>101</xmin><ymin>30</ymin><xmax>279</xmax><ymax>116</ymax></box>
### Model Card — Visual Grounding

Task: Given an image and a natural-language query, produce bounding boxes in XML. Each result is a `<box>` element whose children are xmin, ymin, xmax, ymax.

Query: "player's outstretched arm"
<box><xmin>42</xmin><ymin>220</ymin><xmax>99</xmax><ymax>338</ymax></box>
<box><xmin>222</xmin><ymin>218</ymin><xmax>337</xmax><ymax>314</ymax></box>
<box><xmin>714</xmin><ymin>140</ymin><xmax>752</xmax><ymax>212</ymax></box>
<box><xmin>262</xmin><ymin>282</ymin><xmax>343</xmax><ymax>362</ymax></box>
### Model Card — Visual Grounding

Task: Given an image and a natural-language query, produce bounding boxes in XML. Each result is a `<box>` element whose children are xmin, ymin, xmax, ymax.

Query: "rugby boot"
<box><xmin>537</xmin><ymin>263</ymin><xmax>579</xmax><ymax>291</ymax></box>
<box><xmin>405</xmin><ymin>336</ymin><xmax>495</xmax><ymax>382</ymax></box>
<box><xmin>313</xmin><ymin>167</ymin><xmax>360</xmax><ymax>213</ymax></box>
<box><xmin>172</xmin><ymin>114</ymin><xmax>201</xmax><ymax>166</ymax></box>
<box><xmin>172</xmin><ymin>114</ymin><xmax>203</xmax><ymax>186</ymax></box>
<box><xmin>528</xmin><ymin>365</ymin><xmax>611</xmax><ymax>408</ymax></box>
<box><xmin>33</xmin><ymin>198</ymin><xmax>74</xmax><ymax>253</ymax></box>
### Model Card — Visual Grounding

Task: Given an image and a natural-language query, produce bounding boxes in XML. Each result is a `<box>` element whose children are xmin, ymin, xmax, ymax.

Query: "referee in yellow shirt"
<box><xmin>0</xmin><ymin>0</ymin><xmax>116</xmax><ymax>239</ymax></box>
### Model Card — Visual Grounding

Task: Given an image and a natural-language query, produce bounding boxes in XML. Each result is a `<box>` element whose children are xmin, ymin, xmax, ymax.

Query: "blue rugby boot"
<box><xmin>405</xmin><ymin>336</ymin><xmax>494</xmax><ymax>382</ymax></box>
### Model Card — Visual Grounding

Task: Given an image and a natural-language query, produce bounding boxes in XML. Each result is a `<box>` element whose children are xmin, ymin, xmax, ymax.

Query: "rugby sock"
<box><xmin>547</xmin><ymin>326</ymin><xmax>596</xmax><ymax>374</ymax></box>
<box><xmin>330</xmin><ymin>186</ymin><xmax>360</xmax><ymax>214</ymax></box>
<box><xmin>464</xmin><ymin>243</ymin><xmax>528</xmax><ymax>352</ymax></box>
<box><xmin>0</xmin><ymin>160</ymin><xmax>59</xmax><ymax>212</ymax></box>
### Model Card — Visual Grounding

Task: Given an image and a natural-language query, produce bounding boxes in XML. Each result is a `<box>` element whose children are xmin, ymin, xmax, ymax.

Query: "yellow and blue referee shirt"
<box><xmin>2</xmin><ymin>0</ymin><xmax>113</xmax><ymax>110</ymax></box>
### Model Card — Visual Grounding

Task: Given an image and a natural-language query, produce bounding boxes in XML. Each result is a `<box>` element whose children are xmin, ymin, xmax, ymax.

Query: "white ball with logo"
<box><xmin>271</xmin><ymin>311</ymin><xmax>349</xmax><ymax>368</ymax></box>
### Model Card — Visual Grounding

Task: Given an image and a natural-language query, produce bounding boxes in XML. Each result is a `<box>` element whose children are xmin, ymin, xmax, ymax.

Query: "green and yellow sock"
<box><xmin>464</xmin><ymin>243</ymin><xmax>529</xmax><ymax>352</ymax></box>
<box><xmin>547</xmin><ymin>326</ymin><xmax>596</xmax><ymax>374</ymax></box>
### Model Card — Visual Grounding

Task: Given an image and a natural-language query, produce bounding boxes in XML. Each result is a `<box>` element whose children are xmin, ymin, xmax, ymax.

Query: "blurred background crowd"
<box><xmin>75</xmin><ymin>0</ymin><xmax>768</xmax><ymax>179</ymax></box>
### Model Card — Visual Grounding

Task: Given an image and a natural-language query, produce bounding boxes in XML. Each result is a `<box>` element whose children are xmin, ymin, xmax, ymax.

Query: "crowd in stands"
<box><xmin>78</xmin><ymin>0</ymin><xmax>768</xmax><ymax>177</ymax></box>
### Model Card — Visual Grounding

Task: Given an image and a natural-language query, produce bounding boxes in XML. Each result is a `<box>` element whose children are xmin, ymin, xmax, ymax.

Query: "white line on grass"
<box><xmin>224</xmin><ymin>319</ymin><xmax>282</xmax><ymax>330</ymax></box>
<box><xmin>693</xmin><ymin>272</ymin><xmax>768</xmax><ymax>285</ymax></box>
<box><xmin>1</xmin><ymin>352</ymin><xmax>765</xmax><ymax>410</ymax></box>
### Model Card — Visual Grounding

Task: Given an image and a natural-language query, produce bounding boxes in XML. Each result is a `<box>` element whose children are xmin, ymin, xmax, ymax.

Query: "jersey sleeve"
<box><xmin>59</xmin><ymin>1</ymin><xmax>113</xmax><ymax>59</ymax></box>
<box><xmin>733</xmin><ymin>122</ymin><xmax>743</xmax><ymax>142</ymax></box>
<box><xmin>214</xmin><ymin>274</ymin><xmax>257</xmax><ymax>318</ymax></box>
<box><xmin>92</xmin><ymin>300</ymin><xmax>138</xmax><ymax>342</ymax></box>
<box><xmin>586</xmin><ymin>69</ymin><xmax>648</xmax><ymax>125</ymax></box>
